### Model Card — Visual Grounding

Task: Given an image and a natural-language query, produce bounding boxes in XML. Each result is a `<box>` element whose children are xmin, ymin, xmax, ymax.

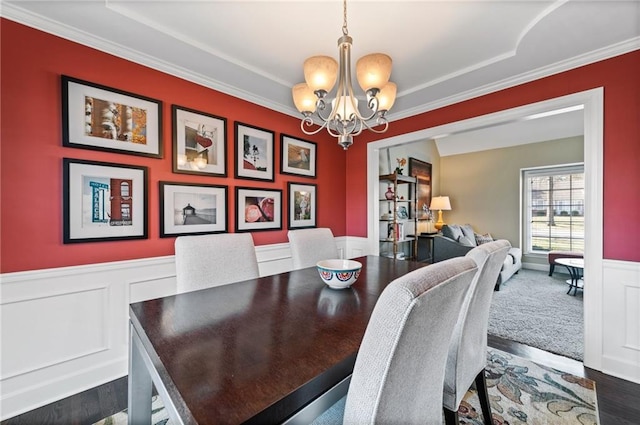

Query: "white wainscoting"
<box><xmin>601</xmin><ymin>259</ymin><xmax>640</xmax><ymax>383</ymax></box>
<box><xmin>4</xmin><ymin>239</ymin><xmax>636</xmax><ymax>420</ymax></box>
<box><xmin>0</xmin><ymin>236</ymin><xmax>370</xmax><ymax>420</ymax></box>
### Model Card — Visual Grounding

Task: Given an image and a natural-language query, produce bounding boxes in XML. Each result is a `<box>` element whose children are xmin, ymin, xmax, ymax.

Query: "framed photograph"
<box><xmin>281</xmin><ymin>134</ymin><xmax>317</xmax><ymax>178</ymax></box>
<box><xmin>62</xmin><ymin>75</ymin><xmax>162</xmax><ymax>158</ymax></box>
<box><xmin>234</xmin><ymin>122</ymin><xmax>275</xmax><ymax>181</ymax></box>
<box><xmin>235</xmin><ymin>187</ymin><xmax>282</xmax><ymax>232</ymax></box>
<box><xmin>159</xmin><ymin>182</ymin><xmax>227</xmax><ymax>237</ymax></box>
<box><xmin>63</xmin><ymin>158</ymin><xmax>148</xmax><ymax>243</ymax></box>
<box><xmin>172</xmin><ymin>105</ymin><xmax>227</xmax><ymax>176</ymax></box>
<box><xmin>408</xmin><ymin>158</ymin><xmax>432</xmax><ymax>219</ymax></box>
<box><xmin>397</xmin><ymin>205</ymin><xmax>409</xmax><ymax>219</ymax></box>
<box><xmin>288</xmin><ymin>182</ymin><xmax>317</xmax><ymax>229</ymax></box>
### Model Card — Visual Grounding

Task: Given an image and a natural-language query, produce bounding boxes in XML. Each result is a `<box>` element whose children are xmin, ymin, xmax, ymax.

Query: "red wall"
<box><xmin>0</xmin><ymin>20</ymin><xmax>347</xmax><ymax>273</ymax></box>
<box><xmin>346</xmin><ymin>50</ymin><xmax>640</xmax><ymax>262</ymax></box>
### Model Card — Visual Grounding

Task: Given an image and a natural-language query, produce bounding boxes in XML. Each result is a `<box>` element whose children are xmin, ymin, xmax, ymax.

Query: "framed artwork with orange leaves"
<box><xmin>62</xmin><ymin>75</ymin><xmax>163</xmax><ymax>158</ymax></box>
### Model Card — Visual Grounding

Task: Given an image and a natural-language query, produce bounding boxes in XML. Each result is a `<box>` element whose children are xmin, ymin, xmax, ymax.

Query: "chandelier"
<box><xmin>291</xmin><ymin>0</ymin><xmax>396</xmax><ymax>150</ymax></box>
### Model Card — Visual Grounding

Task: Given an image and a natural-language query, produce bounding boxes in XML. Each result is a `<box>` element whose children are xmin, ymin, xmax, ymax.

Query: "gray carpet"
<box><xmin>488</xmin><ymin>268</ymin><xmax>584</xmax><ymax>361</ymax></box>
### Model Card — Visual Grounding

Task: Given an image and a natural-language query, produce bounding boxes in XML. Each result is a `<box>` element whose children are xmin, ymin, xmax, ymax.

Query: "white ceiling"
<box><xmin>3</xmin><ymin>1</ymin><xmax>639</xmax><ymax>149</ymax></box>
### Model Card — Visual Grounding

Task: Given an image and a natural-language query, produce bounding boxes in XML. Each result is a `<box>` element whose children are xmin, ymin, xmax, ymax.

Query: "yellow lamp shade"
<box><xmin>303</xmin><ymin>56</ymin><xmax>338</xmax><ymax>93</ymax></box>
<box><xmin>356</xmin><ymin>53</ymin><xmax>392</xmax><ymax>92</ymax></box>
<box><xmin>292</xmin><ymin>83</ymin><xmax>317</xmax><ymax>113</ymax></box>
<box><xmin>377</xmin><ymin>82</ymin><xmax>397</xmax><ymax>112</ymax></box>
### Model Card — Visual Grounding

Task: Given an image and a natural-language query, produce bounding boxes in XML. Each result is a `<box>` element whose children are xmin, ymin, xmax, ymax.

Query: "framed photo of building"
<box><xmin>159</xmin><ymin>182</ymin><xmax>227</xmax><ymax>237</ymax></box>
<box><xmin>61</xmin><ymin>75</ymin><xmax>163</xmax><ymax>158</ymax></box>
<box><xmin>235</xmin><ymin>187</ymin><xmax>282</xmax><ymax>232</ymax></box>
<box><xmin>280</xmin><ymin>134</ymin><xmax>317</xmax><ymax>178</ymax></box>
<box><xmin>172</xmin><ymin>105</ymin><xmax>227</xmax><ymax>176</ymax></box>
<box><xmin>288</xmin><ymin>182</ymin><xmax>317</xmax><ymax>229</ymax></box>
<box><xmin>408</xmin><ymin>157</ymin><xmax>432</xmax><ymax>219</ymax></box>
<box><xmin>234</xmin><ymin>122</ymin><xmax>275</xmax><ymax>181</ymax></box>
<box><xmin>63</xmin><ymin>158</ymin><xmax>148</xmax><ymax>243</ymax></box>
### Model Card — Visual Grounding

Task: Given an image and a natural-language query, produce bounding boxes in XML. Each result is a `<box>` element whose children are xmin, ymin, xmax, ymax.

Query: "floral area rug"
<box><xmin>460</xmin><ymin>349</ymin><xmax>598</xmax><ymax>425</ymax></box>
<box><xmin>95</xmin><ymin>349</ymin><xmax>598</xmax><ymax>425</ymax></box>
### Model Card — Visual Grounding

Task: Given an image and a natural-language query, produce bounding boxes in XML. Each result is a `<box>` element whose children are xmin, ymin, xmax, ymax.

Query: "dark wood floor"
<box><xmin>2</xmin><ymin>336</ymin><xmax>639</xmax><ymax>425</ymax></box>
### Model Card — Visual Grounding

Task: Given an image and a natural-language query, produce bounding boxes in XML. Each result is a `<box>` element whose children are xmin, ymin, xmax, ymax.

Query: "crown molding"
<box><xmin>2</xmin><ymin>3</ymin><xmax>638</xmax><ymax>124</ymax></box>
<box><xmin>390</xmin><ymin>37</ymin><xmax>640</xmax><ymax>122</ymax></box>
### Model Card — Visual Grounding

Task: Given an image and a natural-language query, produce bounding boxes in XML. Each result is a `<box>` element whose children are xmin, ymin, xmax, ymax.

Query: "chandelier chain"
<box><xmin>342</xmin><ymin>0</ymin><xmax>348</xmax><ymax>35</ymax></box>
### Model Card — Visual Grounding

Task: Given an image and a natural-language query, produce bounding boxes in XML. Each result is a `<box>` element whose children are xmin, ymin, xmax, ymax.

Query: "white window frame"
<box><xmin>522</xmin><ymin>163</ymin><xmax>585</xmax><ymax>255</ymax></box>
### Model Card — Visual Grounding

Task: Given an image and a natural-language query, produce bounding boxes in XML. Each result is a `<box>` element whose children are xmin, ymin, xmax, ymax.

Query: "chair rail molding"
<box><xmin>0</xmin><ymin>236</ymin><xmax>371</xmax><ymax>420</ymax></box>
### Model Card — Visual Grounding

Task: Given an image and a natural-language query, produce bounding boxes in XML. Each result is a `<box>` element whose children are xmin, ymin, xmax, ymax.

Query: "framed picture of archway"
<box><xmin>408</xmin><ymin>158</ymin><xmax>432</xmax><ymax>219</ymax></box>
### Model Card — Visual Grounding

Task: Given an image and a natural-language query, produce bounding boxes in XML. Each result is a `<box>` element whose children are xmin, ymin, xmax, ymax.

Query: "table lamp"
<box><xmin>430</xmin><ymin>196</ymin><xmax>451</xmax><ymax>231</ymax></box>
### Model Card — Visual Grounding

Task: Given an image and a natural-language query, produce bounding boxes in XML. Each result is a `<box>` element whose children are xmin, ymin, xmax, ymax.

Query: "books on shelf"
<box><xmin>387</xmin><ymin>222</ymin><xmax>404</xmax><ymax>240</ymax></box>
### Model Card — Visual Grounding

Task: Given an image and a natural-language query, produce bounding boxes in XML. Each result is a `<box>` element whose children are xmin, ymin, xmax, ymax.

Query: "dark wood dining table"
<box><xmin>128</xmin><ymin>255</ymin><xmax>426</xmax><ymax>425</ymax></box>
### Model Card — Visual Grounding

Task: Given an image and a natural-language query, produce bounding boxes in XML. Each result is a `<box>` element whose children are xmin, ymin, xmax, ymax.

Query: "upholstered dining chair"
<box><xmin>309</xmin><ymin>256</ymin><xmax>479</xmax><ymax>425</ymax></box>
<box><xmin>443</xmin><ymin>239</ymin><xmax>511</xmax><ymax>425</ymax></box>
<box><xmin>174</xmin><ymin>233</ymin><xmax>260</xmax><ymax>294</ymax></box>
<box><xmin>287</xmin><ymin>228</ymin><xmax>339</xmax><ymax>270</ymax></box>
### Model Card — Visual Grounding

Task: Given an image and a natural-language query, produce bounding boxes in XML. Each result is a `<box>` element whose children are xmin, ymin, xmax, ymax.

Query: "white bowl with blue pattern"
<box><xmin>316</xmin><ymin>259</ymin><xmax>362</xmax><ymax>289</ymax></box>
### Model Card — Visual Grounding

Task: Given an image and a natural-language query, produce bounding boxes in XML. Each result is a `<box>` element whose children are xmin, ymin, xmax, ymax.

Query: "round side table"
<box><xmin>555</xmin><ymin>257</ymin><xmax>584</xmax><ymax>295</ymax></box>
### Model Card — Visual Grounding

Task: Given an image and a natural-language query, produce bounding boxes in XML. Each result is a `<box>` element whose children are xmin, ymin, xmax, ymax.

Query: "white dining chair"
<box><xmin>287</xmin><ymin>228</ymin><xmax>339</xmax><ymax>270</ymax></box>
<box><xmin>174</xmin><ymin>233</ymin><xmax>260</xmax><ymax>294</ymax></box>
<box><xmin>443</xmin><ymin>239</ymin><xmax>511</xmax><ymax>425</ymax></box>
<box><xmin>309</xmin><ymin>256</ymin><xmax>479</xmax><ymax>425</ymax></box>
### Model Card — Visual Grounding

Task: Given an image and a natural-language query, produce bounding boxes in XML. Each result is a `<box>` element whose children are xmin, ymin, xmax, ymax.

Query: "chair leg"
<box><xmin>549</xmin><ymin>263</ymin><xmax>555</xmax><ymax>276</ymax></box>
<box><xmin>475</xmin><ymin>369</ymin><xmax>493</xmax><ymax>425</ymax></box>
<box><xmin>443</xmin><ymin>407</ymin><xmax>459</xmax><ymax>425</ymax></box>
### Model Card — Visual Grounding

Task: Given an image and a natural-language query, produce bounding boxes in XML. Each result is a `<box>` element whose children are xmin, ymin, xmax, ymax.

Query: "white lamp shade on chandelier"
<box><xmin>291</xmin><ymin>0</ymin><xmax>396</xmax><ymax>150</ymax></box>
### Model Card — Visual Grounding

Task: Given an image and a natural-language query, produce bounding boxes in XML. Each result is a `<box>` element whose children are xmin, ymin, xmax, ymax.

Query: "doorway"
<box><xmin>366</xmin><ymin>88</ymin><xmax>603</xmax><ymax>371</ymax></box>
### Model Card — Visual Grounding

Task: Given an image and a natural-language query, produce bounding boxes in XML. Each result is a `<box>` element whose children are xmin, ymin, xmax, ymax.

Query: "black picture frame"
<box><xmin>280</xmin><ymin>134</ymin><xmax>317</xmax><ymax>178</ymax></box>
<box><xmin>61</xmin><ymin>75</ymin><xmax>163</xmax><ymax>158</ymax></box>
<box><xmin>63</xmin><ymin>158</ymin><xmax>148</xmax><ymax>243</ymax></box>
<box><xmin>288</xmin><ymin>182</ymin><xmax>317</xmax><ymax>229</ymax></box>
<box><xmin>172</xmin><ymin>105</ymin><xmax>227</xmax><ymax>176</ymax></box>
<box><xmin>234</xmin><ymin>122</ymin><xmax>275</xmax><ymax>181</ymax></box>
<box><xmin>235</xmin><ymin>187</ymin><xmax>282</xmax><ymax>232</ymax></box>
<box><xmin>159</xmin><ymin>181</ymin><xmax>228</xmax><ymax>237</ymax></box>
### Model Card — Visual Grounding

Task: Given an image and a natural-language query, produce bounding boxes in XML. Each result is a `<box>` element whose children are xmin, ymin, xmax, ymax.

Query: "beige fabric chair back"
<box><xmin>174</xmin><ymin>233</ymin><xmax>259</xmax><ymax>294</ymax></box>
<box><xmin>343</xmin><ymin>257</ymin><xmax>478</xmax><ymax>424</ymax></box>
<box><xmin>288</xmin><ymin>228</ymin><xmax>339</xmax><ymax>270</ymax></box>
<box><xmin>443</xmin><ymin>239</ymin><xmax>511</xmax><ymax>417</ymax></box>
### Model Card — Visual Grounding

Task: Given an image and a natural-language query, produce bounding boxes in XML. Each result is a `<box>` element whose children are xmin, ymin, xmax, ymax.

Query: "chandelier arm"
<box><xmin>300</xmin><ymin>116</ymin><xmax>330</xmax><ymax>136</ymax></box>
<box><xmin>315</xmin><ymin>98</ymin><xmax>336</xmax><ymax>123</ymax></box>
<box><xmin>357</xmin><ymin>116</ymin><xmax>390</xmax><ymax>134</ymax></box>
<box><xmin>325</xmin><ymin>124</ymin><xmax>343</xmax><ymax>138</ymax></box>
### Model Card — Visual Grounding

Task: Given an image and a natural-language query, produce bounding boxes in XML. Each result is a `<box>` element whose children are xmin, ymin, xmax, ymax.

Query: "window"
<box><xmin>120</xmin><ymin>181</ymin><xmax>130</xmax><ymax>197</ymax></box>
<box><xmin>523</xmin><ymin>164</ymin><xmax>584</xmax><ymax>254</ymax></box>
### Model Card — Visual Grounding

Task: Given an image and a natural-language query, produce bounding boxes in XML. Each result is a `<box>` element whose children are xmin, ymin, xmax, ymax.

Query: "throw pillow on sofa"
<box><xmin>460</xmin><ymin>224</ymin><xmax>477</xmax><ymax>246</ymax></box>
<box><xmin>457</xmin><ymin>235</ymin><xmax>475</xmax><ymax>247</ymax></box>
<box><xmin>442</xmin><ymin>224</ymin><xmax>463</xmax><ymax>241</ymax></box>
<box><xmin>475</xmin><ymin>232</ymin><xmax>494</xmax><ymax>245</ymax></box>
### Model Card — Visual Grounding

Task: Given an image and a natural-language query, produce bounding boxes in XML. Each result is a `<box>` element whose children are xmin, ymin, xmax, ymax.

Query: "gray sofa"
<box><xmin>432</xmin><ymin>224</ymin><xmax>522</xmax><ymax>290</ymax></box>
